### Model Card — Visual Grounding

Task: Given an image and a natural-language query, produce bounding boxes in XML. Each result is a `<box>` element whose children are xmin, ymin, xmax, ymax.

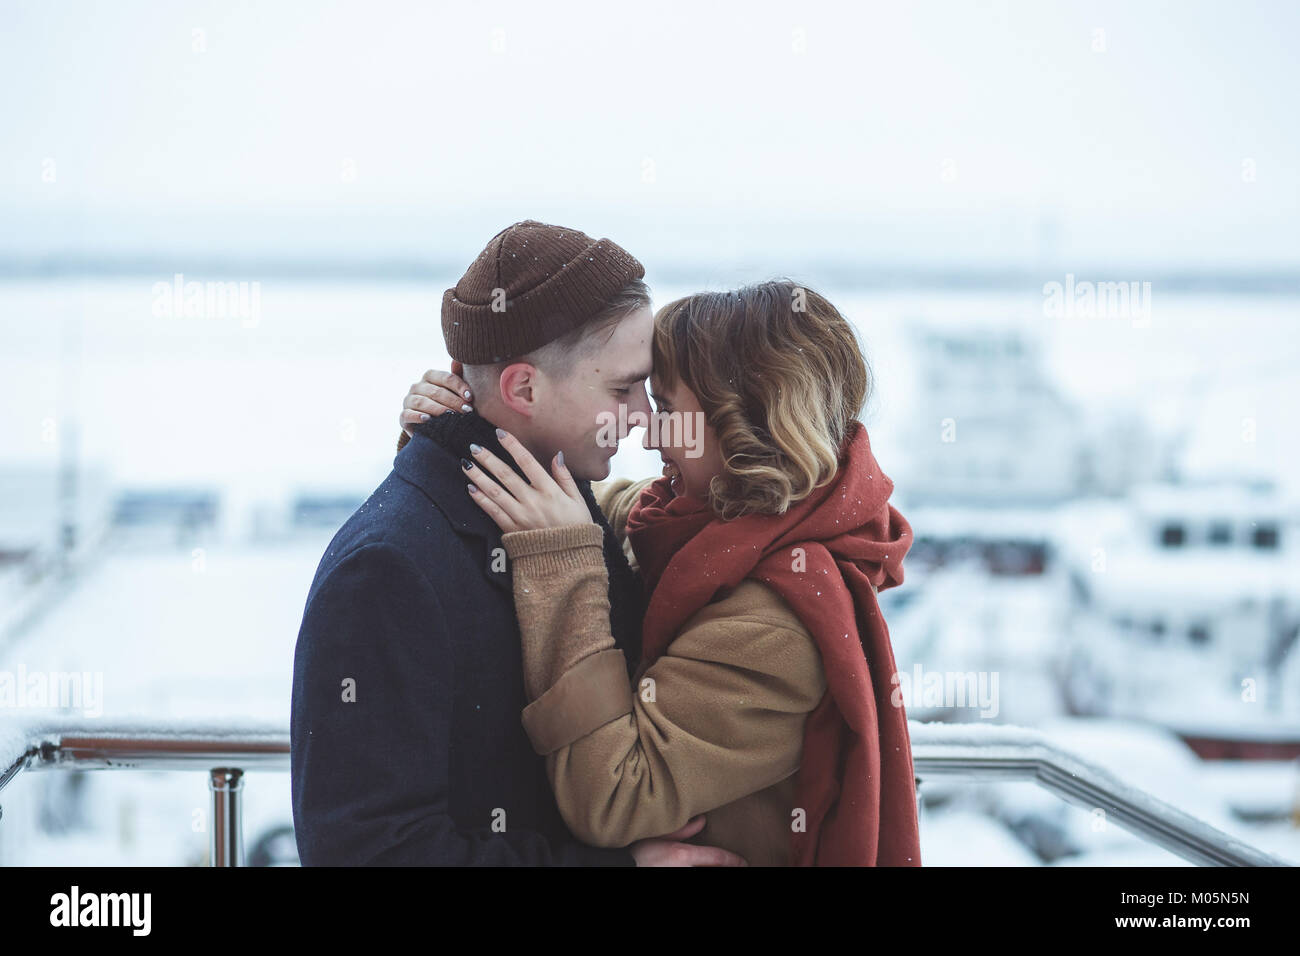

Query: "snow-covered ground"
<box><xmin>0</xmin><ymin>538</ymin><xmax>324</xmax><ymax>724</ymax></box>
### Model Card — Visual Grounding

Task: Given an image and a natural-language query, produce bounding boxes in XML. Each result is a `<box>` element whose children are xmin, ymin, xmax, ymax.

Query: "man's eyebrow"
<box><xmin>612</xmin><ymin>367</ymin><xmax>653</xmax><ymax>385</ymax></box>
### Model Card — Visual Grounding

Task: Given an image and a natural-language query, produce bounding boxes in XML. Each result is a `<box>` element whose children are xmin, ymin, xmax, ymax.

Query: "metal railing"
<box><xmin>0</xmin><ymin>720</ymin><xmax>289</xmax><ymax>866</ymax></box>
<box><xmin>0</xmin><ymin>718</ymin><xmax>1292</xmax><ymax>866</ymax></box>
<box><xmin>908</xmin><ymin>721</ymin><xmax>1293</xmax><ymax>866</ymax></box>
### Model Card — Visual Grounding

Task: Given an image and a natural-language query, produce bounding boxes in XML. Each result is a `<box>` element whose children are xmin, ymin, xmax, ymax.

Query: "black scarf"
<box><xmin>406</xmin><ymin>411</ymin><xmax>645</xmax><ymax>676</ymax></box>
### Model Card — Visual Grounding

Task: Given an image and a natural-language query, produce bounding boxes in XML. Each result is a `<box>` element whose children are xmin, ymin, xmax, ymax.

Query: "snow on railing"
<box><xmin>0</xmin><ymin>718</ymin><xmax>1290</xmax><ymax>866</ymax></box>
<box><xmin>0</xmin><ymin>717</ymin><xmax>288</xmax><ymax>866</ymax></box>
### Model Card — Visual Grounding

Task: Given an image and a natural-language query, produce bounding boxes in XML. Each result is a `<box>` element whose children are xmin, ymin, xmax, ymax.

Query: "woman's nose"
<box><xmin>641</xmin><ymin>413</ymin><xmax>662</xmax><ymax>451</ymax></box>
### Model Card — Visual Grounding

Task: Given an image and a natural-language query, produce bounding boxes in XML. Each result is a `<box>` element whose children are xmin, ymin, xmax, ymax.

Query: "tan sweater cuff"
<box><xmin>502</xmin><ymin>521</ymin><xmax>613</xmax><ymax>697</ymax></box>
<box><xmin>501</xmin><ymin>523</ymin><xmax>605</xmax><ymax>573</ymax></box>
<box><xmin>521</xmin><ymin>649</ymin><xmax>634</xmax><ymax>755</ymax></box>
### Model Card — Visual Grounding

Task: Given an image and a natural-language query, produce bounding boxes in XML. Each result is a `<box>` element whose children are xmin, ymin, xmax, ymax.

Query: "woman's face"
<box><xmin>643</xmin><ymin>373</ymin><xmax>725</xmax><ymax>501</ymax></box>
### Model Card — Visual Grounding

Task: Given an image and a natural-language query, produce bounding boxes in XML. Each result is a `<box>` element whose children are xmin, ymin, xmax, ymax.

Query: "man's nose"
<box><xmin>624</xmin><ymin>388</ymin><xmax>655</xmax><ymax>444</ymax></box>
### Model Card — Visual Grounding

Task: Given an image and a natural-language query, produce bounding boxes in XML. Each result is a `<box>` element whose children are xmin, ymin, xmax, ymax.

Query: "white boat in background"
<box><xmin>1058</xmin><ymin>477</ymin><xmax>1300</xmax><ymax>759</ymax></box>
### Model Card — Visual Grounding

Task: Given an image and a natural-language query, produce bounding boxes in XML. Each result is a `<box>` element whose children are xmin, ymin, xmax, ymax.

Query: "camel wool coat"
<box><xmin>500</xmin><ymin>477</ymin><xmax>836</xmax><ymax>866</ymax></box>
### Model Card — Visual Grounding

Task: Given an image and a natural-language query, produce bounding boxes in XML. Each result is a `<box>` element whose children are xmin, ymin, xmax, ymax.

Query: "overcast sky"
<box><xmin>3</xmin><ymin>0</ymin><xmax>1298</xmax><ymax>271</ymax></box>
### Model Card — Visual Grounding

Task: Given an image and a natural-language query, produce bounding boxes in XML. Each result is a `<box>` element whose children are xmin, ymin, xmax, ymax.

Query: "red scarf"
<box><xmin>625</xmin><ymin>420</ymin><xmax>920</xmax><ymax>866</ymax></box>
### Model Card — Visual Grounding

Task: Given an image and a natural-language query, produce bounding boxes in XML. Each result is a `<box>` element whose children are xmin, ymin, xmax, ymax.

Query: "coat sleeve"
<box><xmin>290</xmin><ymin>541</ymin><xmax>635</xmax><ymax>865</ymax></box>
<box><xmin>499</xmin><ymin>524</ymin><xmax>828</xmax><ymax>848</ymax></box>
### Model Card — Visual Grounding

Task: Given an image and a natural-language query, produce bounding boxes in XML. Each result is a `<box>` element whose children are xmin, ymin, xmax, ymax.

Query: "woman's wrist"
<box><xmin>501</xmin><ymin>523</ymin><xmax>605</xmax><ymax>574</ymax></box>
<box><xmin>504</xmin><ymin>522</ymin><xmax>614</xmax><ymax>696</ymax></box>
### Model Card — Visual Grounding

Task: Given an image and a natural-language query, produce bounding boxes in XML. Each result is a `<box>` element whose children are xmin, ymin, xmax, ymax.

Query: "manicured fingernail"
<box><xmin>469</xmin><ymin>443</ymin><xmax>482</xmax><ymax>454</ymax></box>
<box><xmin>496</xmin><ymin>428</ymin><xmax>507</xmax><ymax>440</ymax></box>
<box><xmin>557</xmin><ymin>450</ymin><xmax>564</xmax><ymax>466</ymax></box>
<box><xmin>420</xmin><ymin>413</ymin><xmax>430</xmax><ymax>421</ymax></box>
<box><xmin>463</xmin><ymin>390</ymin><xmax>472</xmax><ymax>399</ymax></box>
<box><xmin>461</xmin><ymin>457</ymin><xmax>473</xmax><ymax>470</ymax></box>
<box><xmin>467</xmin><ymin>483</ymin><xmax>478</xmax><ymax>494</ymax></box>
<box><xmin>461</xmin><ymin>404</ymin><xmax>472</xmax><ymax>413</ymax></box>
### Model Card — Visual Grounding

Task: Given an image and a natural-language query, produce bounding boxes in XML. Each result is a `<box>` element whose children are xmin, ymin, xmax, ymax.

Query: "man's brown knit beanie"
<box><xmin>442</xmin><ymin>219</ymin><xmax>645</xmax><ymax>364</ymax></box>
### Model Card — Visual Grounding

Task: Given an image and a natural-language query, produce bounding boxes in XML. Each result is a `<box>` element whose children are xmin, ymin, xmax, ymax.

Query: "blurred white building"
<box><xmin>904</xmin><ymin>321</ymin><xmax>1082</xmax><ymax>505</ymax></box>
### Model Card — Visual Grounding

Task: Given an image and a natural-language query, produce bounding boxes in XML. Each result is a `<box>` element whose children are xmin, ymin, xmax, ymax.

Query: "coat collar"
<box><xmin>393</xmin><ymin>409</ymin><xmax>597</xmax><ymax>596</ymax></box>
<box><xmin>394</xmin><ymin>411</ymin><xmax>521</xmax><ymax>594</ymax></box>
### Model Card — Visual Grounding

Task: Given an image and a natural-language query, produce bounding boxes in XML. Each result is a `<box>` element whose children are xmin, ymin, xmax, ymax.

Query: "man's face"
<box><xmin>524</xmin><ymin>305</ymin><xmax>655</xmax><ymax>481</ymax></box>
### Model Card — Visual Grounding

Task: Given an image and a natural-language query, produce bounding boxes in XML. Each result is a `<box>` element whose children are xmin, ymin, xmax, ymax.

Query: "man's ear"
<box><xmin>497</xmin><ymin>361</ymin><xmax>540</xmax><ymax>418</ymax></box>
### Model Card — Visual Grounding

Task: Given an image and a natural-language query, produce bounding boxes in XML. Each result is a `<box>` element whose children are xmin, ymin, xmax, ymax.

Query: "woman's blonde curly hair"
<box><xmin>651</xmin><ymin>279</ymin><xmax>872</xmax><ymax>521</ymax></box>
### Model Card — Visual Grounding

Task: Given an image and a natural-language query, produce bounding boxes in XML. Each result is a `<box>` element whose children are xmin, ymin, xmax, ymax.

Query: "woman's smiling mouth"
<box><xmin>661</xmin><ymin>456</ymin><xmax>683</xmax><ymax>496</ymax></box>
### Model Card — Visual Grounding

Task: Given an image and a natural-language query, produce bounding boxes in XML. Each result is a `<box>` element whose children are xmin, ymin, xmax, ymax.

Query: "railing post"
<box><xmin>915</xmin><ymin>774</ymin><xmax>925</xmax><ymax>833</ymax></box>
<box><xmin>208</xmin><ymin>768</ymin><xmax>245</xmax><ymax>867</ymax></box>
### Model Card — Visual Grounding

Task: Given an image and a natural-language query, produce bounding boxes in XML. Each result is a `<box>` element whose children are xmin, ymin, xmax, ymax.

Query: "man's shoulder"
<box><xmin>309</xmin><ymin>472</ymin><xmax>453</xmax><ymax>592</ymax></box>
